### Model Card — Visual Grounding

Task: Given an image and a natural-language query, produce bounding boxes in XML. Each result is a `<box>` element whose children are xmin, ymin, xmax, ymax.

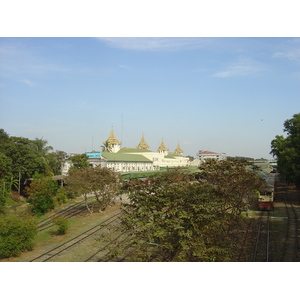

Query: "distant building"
<box><xmin>61</xmin><ymin>130</ymin><xmax>190</xmax><ymax>175</ymax></box>
<box><xmin>197</xmin><ymin>150</ymin><xmax>227</xmax><ymax>162</ymax></box>
<box><xmin>101</xmin><ymin>151</ymin><xmax>156</xmax><ymax>172</ymax></box>
<box><xmin>85</xmin><ymin>151</ymin><xmax>101</xmax><ymax>159</ymax></box>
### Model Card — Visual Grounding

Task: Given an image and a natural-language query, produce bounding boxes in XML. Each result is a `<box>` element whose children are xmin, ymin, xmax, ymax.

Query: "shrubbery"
<box><xmin>25</xmin><ymin>177</ymin><xmax>56</xmax><ymax>216</ymax></box>
<box><xmin>53</xmin><ymin>217</ymin><xmax>69</xmax><ymax>235</ymax></box>
<box><xmin>0</xmin><ymin>214</ymin><xmax>37</xmax><ymax>258</ymax></box>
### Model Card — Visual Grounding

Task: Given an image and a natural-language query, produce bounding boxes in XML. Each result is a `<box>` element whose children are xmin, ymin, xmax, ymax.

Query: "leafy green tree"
<box><xmin>0</xmin><ymin>214</ymin><xmax>37</xmax><ymax>258</ymax></box>
<box><xmin>271</xmin><ymin>113</ymin><xmax>300</xmax><ymax>187</ymax></box>
<box><xmin>25</xmin><ymin>177</ymin><xmax>56</xmax><ymax>216</ymax></box>
<box><xmin>2</xmin><ymin>137</ymin><xmax>47</xmax><ymax>191</ymax></box>
<box><xmin>46</xmin><ymin>150</ymin><xmax>69</xmax><ymax>175</ymax></box>
<box><xmin>0</xmin><ymin>152</ymin><xmax>13</xmax><ymax>180</ymax></box>
<box><xmin>65</xmin><ymin>166</ymin><xmax>120</xmax><ymax>213</ymax></box>
<box><xmin>31</xmin><ymin>138</ymin><xmax>53</xmax><ymax>157</ymax></box>
<box><xmin>111</xmin><ymin>169</ymin><xmax>243</xmax><ymax>262</ymax></box>
<box><xmin>197</xmin><ymin>159</ymin><xmax>264</xmax><ymax>215</ymax></box>
<box><xmin>69</xmin><ymin>154</ymin><xmax>89</xmax><ymax>169</ymax></box>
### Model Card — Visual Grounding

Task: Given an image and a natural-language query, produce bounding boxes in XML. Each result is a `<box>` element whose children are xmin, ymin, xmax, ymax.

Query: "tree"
<box><xmin>31</xmin><ymin>138</ymin><xmax>53</xmax><ymax>157</ymax></box>
<box><xmin>111</xmin><ymin>168</ymin><xmax>246</xmax><ymax>262</ymax></box>
<box><xmin>25</xmin><ymin>177</ymin><xmax>56</xmax><ymax>216</ymax></box>
<box><xmin>46</xmin><ymin>150</ymin><xmax>69</xmax><ymax>175</ymax></box>
<box><xmin>101</xmin><ymin>141</ymin><xmax>112</xmax><ymax>153</ymax></box>
<box><xmin>0</xmin><ymin>214</ymin><xmax>37</xmax><ymax>258</ymax></box>
<box><xmin>69</xmin><ymin>154</ymin><xmax>89</xmax><ymax>169</ymax></box>
<box><xmin>65</xmin><ymin>166</ymin><xmax>120</xmax><ymax>213</ymax></box>
<box><xmin>197</xmin><ymin>159</ymin><xmax>264</xmax><ymax>215</ymax></box>
<box><xmin>271</xmin><ymin>113</ymin><xmax>300</xmax><ymax>187</ymax></box>
<box><xmin>1</xmin><ymin>136</ymin><xmax>48</xmax><ymax>191</ymax></box>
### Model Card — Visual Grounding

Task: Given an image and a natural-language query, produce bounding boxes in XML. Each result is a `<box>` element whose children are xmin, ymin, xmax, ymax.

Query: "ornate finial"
<box><xmin>157</xmin><ymin>138</ymin><xmax>168</xmax><ymax>153</ymax></box>
<box><xmin>174</xmin><ymin>143</ymin><xmax>184</xmax><ymax>156</ymax></box>
<box><xmin>136</xmin><ymin>133</ymin><xmax>150</xmax><ymax>150</ymax></box>
<box><xmin>103</xmin><ymin>127</ymin><xmax>121</xmax><ymax>153</ymax></box>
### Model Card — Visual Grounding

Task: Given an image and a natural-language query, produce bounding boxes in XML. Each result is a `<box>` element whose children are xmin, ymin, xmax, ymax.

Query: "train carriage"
<box><xmin>258</xmin><ymin>173</ymin><xmax>275</xmax><ymax>211</ymax></box>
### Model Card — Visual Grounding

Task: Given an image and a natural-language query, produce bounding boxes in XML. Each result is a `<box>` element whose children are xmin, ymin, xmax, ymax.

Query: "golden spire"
<box><xmin>136</xmin><ymin>133</ymin><xmax>150</xmax><ymax>150</ymax></box>
<box><xmin>174</xmin><ymin>143</ymin><xmax>183</xmax><ymax>156</ymax></box>
<box><xmin>106</xmin><ymin>127</ymin><xmax>121</xmax><ymax>146</ymax></box>
<box><xmin>157</xmin><ymin>138</ymin><xmax>168</xmax><ymax>153</ymax></box>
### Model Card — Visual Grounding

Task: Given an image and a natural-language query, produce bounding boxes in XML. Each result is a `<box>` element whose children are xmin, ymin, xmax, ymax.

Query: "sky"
<box><xmin>1</xmin><ymin>37</ymin><xmax>300</xmax><ymax>159</ymax></box>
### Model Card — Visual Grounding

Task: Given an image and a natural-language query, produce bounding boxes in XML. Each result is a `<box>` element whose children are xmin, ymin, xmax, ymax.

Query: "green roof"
<box><xmin>118</xmin><ymin>148</ymin><xmax>152</xmax><ymax>153</ymax></box>
<box><xmin>164</xmin><ymin>154</ymin><xmax>176</xmax><ymax>159</ymax></box>
<box><xmin>101</xmin><ymin>152</ymin><xmax>152</xmax><ymax>162</ymax></box>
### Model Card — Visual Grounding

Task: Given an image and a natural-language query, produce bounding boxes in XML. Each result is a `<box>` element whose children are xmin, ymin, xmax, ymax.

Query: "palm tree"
<box><xmin>101</xmin><ymin>141</ymin><xmax>112</xmax><ymax>152</ymax></box>
<box><xmin>32</xmin><ymin>138</ymin><xmax>53</xmax><ymax>157</ymax></box>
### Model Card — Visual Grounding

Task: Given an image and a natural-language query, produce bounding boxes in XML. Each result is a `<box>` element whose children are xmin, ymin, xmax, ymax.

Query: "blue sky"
<box><xmin>1</xmin><ymin>37</ymin><xmax>299</xmax><ymax>159</ymax></box>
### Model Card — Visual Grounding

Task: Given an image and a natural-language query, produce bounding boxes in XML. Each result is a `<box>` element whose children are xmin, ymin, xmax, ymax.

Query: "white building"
<box><xmin>61</xmin><ymin>130</ymin><xmax>190</xmax><ymax>175</ymax></box>
<box><xmin>197</xmin><ymin>150</ymin><xmax>227</xmax><ymax>163</ymax></box>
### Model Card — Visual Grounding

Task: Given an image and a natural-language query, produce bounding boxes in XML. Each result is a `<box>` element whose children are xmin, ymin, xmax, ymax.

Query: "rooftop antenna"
<box><xmin>121</xmin><ymin>112</ymin><xmax>123</xmax><ymax>147</ymax></box>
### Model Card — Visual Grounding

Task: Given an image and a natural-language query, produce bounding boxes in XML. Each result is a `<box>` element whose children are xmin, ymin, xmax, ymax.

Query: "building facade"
<box><xmin>197</xmin><ymin>150</ymin><xmax>227</xmax><ymax>162</ymax></box>
<box><xmin>61</xmin><ymin>130</ymin><xmax>190</xmax><ymax>175</ymax></box>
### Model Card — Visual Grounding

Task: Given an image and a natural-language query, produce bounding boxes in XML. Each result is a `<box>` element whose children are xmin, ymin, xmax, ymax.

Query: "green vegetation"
<box><xmin>53</xmin><ymin>217</ymin><xmax>69</xmax><ymax>235</ymax></box>
<box><xmin>0</xmin><ymin>214</ymin><xmax>37</xmax><ymax>258</ymax></box>
<box><xmin>0</xmin><ymin>127</ymin><xmax>273</xmax><ymax>261</ymax></box>
<box><xmin>25</xmin><ymin>176</ymin><xmax>56</xmax><ymax>216</ymax></box>
<box><xmin>109</xmin><ymin>162</ymin><xmax>263</xmax><ymax>262</ymax></box>
<box><xmin>0</xmin><ymin>129</ymin><xmax>68</xmax><ymax>193</ymax></box>
<box><xmin>65</xmin><ymin>166</ymin><xmax>121</xmax><ymax>213</ymax></box>
<box><xmin>271</xmin><ymin>113</ymin><xmax>300</xmax><ymax>187</ymax></box>
<box><xmin>69</xmin><ymin>154</ymin><xmax>89</xmax><ymax>169</ymax></box>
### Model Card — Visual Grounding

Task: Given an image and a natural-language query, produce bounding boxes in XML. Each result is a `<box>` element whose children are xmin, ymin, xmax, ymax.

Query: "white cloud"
<box><xmin>272</xmin><ymin>38</ymin><xmax>300</xmax><ymax>62</ymax></box>
<box><xmin>273</xmin><ymin>49</ymin><xmax>300</xmax><ymax>61</ymax></box>
<box><xmin>96</xmin><ymin>37</ymin><xmax>213</xmax><ymax>51</ymax></box>
<box><xmin>20</xmin><ymin>79</ymin><xmax>35</xmax><ymax>87</ymax></box>
<box><xmin>212</xmin><ymin>58</ymin><xmax>264</xmax><ymax>78</ymax></box>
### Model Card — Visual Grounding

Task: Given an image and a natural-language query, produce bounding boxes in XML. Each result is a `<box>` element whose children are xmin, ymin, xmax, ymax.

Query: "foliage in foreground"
<box><xmin>271</xmin><ymin>113</ymin><xmax>300</xmax><ymax>187</ymax></box>
<box><xmin>0</xmin><ymin>214</ymin><xmax>37</xmax><ymax>258</ymax></box>
<box><xmin>109</xmin><ymin>164</ymin><xmax>263</xmax><ymax>262</ymax></box>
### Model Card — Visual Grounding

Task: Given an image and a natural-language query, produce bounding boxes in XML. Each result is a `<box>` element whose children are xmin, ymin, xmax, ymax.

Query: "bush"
<box><xmin>0</xmin><ymin>214</ymin><xmax>37</xmax><ymax>258</ymax></box>
<box><xmin>53</xmin><ymin>217</ymin><xmax>69</xmax><ymax>235</ymax></box>
<box><xmin>25</xmin><ymin>177</ymin><xmax>56</xmax><ymax>216</ymax></box>
<box><xmin>54</xmin><ymin>187</ymin><xmax>67</xmax><ymax>204</ymax></box>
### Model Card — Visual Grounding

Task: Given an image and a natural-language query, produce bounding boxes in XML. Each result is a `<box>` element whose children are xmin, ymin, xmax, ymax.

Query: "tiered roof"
<box><xmin>157</xmin><ymin>138</ymin><xmax>168</xmax><ymax>152</ymax></box>
<box><xmin>174</xmin><ymin>143</ymin><xmax>183</xmax><ymax>156</ymax></box>
<box><xmin>136</xmin><ymin>134</ymin><xmax>150</xmax><ymax>150</ymax></box>
<box><xmin>105</xmin><ymin>128</ymin><xmax>121</xmax><ymax>146</ymax></box>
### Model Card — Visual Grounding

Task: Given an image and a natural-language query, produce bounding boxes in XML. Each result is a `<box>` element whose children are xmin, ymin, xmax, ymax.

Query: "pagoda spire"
<box><xmin>103</xmin><ymin>127</ymin><xmax>121</xmax><ymax>153</ymax></box>
<box><xmin>157</xmin><ymin>138</ymin><xmax>168</xmax><ymax>155</ymax></box>
<box><xmin>174</xmin><ymin>143</ymin><xmax>183</xmax><ymax>156</ymax></box>
<box><xmin>136</xmin><ymin>133</ymin><xmax>150</xmax><ymax>150</ymax></box>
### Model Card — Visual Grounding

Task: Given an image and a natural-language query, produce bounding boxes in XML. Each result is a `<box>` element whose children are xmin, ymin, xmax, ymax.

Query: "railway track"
<box><xmin>37</xmin><ymin>200</ymin><xmax>97</xmax><ymax>231</ymax></box>
<box><xmin>281</xmin><ymin>188</ymin><xmax>299</xmax><ymax>261</ymax></box>
<box><xmin>253</xmin><ymin>211</ymin><xmax>270</xmax><ymax>262</ymax></box>
<box><xmin>237</xmin><ymin>218</ymin><xmax>254</xmax><ymax>261</ymax></box>
<box><xmin>85</xmin><ymin>229</ymin><xmax>134</xmax><ymax>262</ymax></box>
<box><xmin>30</xmin><ymin>212</ymin><xmax>122</xmax><ymax>262</ymax></box>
